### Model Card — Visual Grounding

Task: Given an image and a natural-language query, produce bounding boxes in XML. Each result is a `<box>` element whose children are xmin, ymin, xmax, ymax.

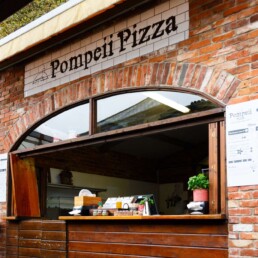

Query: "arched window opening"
<box><xmin>9</xmin><ymin>89</ymin><xmax>225</xmax><ymax>220</ymax></box>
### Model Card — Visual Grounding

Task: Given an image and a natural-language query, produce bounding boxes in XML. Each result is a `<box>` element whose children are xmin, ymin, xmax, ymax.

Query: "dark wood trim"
<box><xmin>59</xmin><ymin>214</ymin><xmax>226</xmax><ymax>220</ymax></box>
<box><xmin>220</xmin><ymin>121</ymin><xmax>227</xmax><ymax>214</ymax></box>
<box><xmin>209</xmin><ymin>122</ymin><xmax>219</xmax><ymax>214</ymax></box>
<box><xmin>89</xmin><ymin>98</ymin><xmax>95</xmax><ymax>135</ymax></box>
<box><xmin>13</xmin><ymin>108</ymin><xmax>224</xmax><ymax>158</ymax></box>
<box><xmin>10</xmin><ymin>87</ymin><xmax>224</xmax><ymax>152</ymax></box>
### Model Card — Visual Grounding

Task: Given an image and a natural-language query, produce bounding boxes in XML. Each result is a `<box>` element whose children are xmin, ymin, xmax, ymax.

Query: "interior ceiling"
<box><xmin>0</xmin><ymin>0</ymin><xmax>33</xmax><ymax>22</ymax></box>
<box><xmin>34</xmin><ymin>123</ymin><xmax>208</xmax><ymax>174</ymax></box>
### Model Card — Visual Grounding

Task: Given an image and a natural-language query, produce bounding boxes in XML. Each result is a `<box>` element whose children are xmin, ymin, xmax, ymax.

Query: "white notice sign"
<box><xmin>0</xmin><ymin>153</ymin><xmax>7</xmax><ymax>202</ymax></box>
<box><xmin>226</xmin><ymin>100</ymin><xmax>258</xmax><ymax>186</ymax></box>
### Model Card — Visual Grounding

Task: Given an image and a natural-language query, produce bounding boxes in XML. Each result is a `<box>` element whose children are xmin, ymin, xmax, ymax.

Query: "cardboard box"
<box><xmin>74</xmin><ymin>196</ymin><xmax>101</xmax><ymax>207</ymax></box>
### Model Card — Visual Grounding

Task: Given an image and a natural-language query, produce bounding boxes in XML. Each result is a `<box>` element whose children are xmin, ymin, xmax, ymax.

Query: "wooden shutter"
<box><xmin>209</xmin><ymin>122</ymin><xmax>219</xmax><ymax>214</ymax></box>
<box><xmin>10</xmin><ymin>154</ymin><xmax>40</xmax><ymax>217</ymax></box>
<box><xmin>219</xmin><ymin>121</ymin><xmax>226</xmax><ymax>214</ymax></box>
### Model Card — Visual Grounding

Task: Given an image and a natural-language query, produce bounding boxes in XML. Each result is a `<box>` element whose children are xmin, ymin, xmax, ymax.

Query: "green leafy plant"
<box><xmin>139</xmin><ymin>196</ymin><xmax>154</xmax><ymax>205</ymax></box>
<box><xmin>187</xmin><ymin>173</ymin><xmax>209</xmax><ymax>191</ymax></box>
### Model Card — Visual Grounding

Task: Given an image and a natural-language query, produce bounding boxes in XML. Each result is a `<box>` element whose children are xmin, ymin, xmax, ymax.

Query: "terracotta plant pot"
<box><xmin>193</xmin><ymin>189</ymin><xmax>208</xmax><ymax>202</ymax></box>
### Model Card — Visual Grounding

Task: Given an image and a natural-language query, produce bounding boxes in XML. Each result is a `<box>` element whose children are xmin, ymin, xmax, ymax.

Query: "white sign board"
<box><xmin>226</xmin><ymin>100</ymin><xmax>258</xmax><ymax>186</ymax></box>
<box><xmin>0</xmin><ymin>153</ymin><xmax>8</xmax><ymax>202</ymax></box>
<box><xmin>24</xmin><ymin>0</ymin><xmax>189</xmax><ymax>96</ymax></box>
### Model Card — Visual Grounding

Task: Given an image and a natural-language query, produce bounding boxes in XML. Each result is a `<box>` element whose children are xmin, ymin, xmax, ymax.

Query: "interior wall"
<box><xmin>159</xmin><ymin>182</ymin><xmax>188</xmax><ymax>215</ymax></box>
<box><xmin>49</xmin><ymin>168</ymin><xmax>159</xmax><ymax>203</ymax></box>
<box><xmin>49</xmin><ymin>169</ymin><xmax>192</xmax><ymax>215</ymax></box>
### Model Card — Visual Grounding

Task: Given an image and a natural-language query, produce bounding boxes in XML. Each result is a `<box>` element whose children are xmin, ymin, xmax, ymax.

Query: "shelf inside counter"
<box><xmin>48</xmin><ymin>183</ymin><xmax>106</xmax><ymax>194</ymax></box>
<box><xmin>59</xmin><ymin>214</ymin><xmax>226</xmax><ymax>220</ymax></box>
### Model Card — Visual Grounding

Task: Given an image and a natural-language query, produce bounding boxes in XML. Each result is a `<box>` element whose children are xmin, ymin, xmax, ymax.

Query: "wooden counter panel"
<box><xmin>6</xmin><ymin>220</ymin><xmax>67</xmax><ymax>257</ymax></box>
<box><xmin>69</xmin><ymin>231</ymin><xmax>227</xmax><ymax>248</ymax></box>
<box><xmin>69</xmin><ymin>242</ymin><xmax>227</xmax><ymax>258</ymax></box>
<box><xmin>67</xmin><ymin>220</ymin><xmax>228</xmax><ymax>258</ymax></box>
<box><xmin>68</xmin><ymin>220</ymin><xmax>228</xmax><ymax>234</ymax></box>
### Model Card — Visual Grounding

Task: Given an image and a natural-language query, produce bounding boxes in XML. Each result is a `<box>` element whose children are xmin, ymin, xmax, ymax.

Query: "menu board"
<box><xmin>226</xmin><ymin>100</ymin><xmax>258</xmax><ymax>186</ymax></box>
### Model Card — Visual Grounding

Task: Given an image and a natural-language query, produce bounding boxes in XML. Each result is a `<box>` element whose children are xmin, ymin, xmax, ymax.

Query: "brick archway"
<box><xmin>5</xmin><ymin>62</ymin><xmax>241</xmax><ymax>151</ymax></box>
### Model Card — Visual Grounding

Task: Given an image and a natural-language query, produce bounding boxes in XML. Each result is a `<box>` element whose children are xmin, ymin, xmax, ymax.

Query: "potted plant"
<box><xmin>187</xmin><ymin>173</ymin><xmax>209</xmax><ymax>202</ymax></box>
<box><xmin>138</xmin><ymin>197</ymin><xmax>154</xmax><ymax>215</ymax></box>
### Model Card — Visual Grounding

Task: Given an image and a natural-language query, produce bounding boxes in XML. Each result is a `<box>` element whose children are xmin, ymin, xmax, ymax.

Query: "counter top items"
<box><xmin>103</xmin><ymin>196</ymin><xmax>135</xmax><ymax>209</ymax></box>
<box><xmin>69</xmin><ymin>190</ymin><xmax>102</xmax><ymax>216</ymax></box>
<box><xmin>79</xmin><ymin>189</ymin><xmax>96</xmax><ymax>197</ymax></box>
<box><xmin>187</xmin><ymin>201</ymin><xmax>209</xmax><ymax>214</ymax></box>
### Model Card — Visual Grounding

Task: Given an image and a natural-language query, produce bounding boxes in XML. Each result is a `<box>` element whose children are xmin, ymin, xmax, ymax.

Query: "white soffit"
<box><xmin>0</xmin><ymin>0</ymin><xmax>124</xmax><ymax>63</ymax></box>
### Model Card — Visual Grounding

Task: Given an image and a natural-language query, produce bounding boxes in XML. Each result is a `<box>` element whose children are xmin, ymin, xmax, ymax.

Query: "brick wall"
<box><xmin>0</xmin><ymin>0</ymin><xmax>257</xmax><ymax>257</ymax></box>
<box><xmin>228</xmin><ymin>186</ymin><xmax>258</xmax><ymax>257</ymax></box>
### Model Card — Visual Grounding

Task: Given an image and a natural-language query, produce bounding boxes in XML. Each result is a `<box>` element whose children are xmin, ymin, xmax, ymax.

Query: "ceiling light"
<box><xmin>143</xmin><ymin>92</ymin><xmax>190</xmax><ymax>113</ymax></box>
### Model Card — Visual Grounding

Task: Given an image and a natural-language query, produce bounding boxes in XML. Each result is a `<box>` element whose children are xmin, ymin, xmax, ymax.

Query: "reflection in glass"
<box><xmin>18</xmin><ymin>103</ymin><xmax>89</xmax><ymax>149</ymax></box>
<box><xmin>96</xmin><ymin>91</ymin><xmax>217</xmax><ymax>133</ymax></box>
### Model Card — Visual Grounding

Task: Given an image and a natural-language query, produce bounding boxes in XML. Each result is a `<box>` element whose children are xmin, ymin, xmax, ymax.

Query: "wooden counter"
<box><xmin>59</xmin><ymin>214</ymin><xmax>226</xmax><ymax>220</ymax></box>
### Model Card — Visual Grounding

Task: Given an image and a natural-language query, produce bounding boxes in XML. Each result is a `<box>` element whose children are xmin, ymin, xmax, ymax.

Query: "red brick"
<box><xmin>250</xmin><ymin>13</ymin><xmax>258</xmax><ymax>23</ymax></box>
<box><xmin>224</xmin><ymin>3</ymin><xmax>250</xmax><ymax>17</ymax></box>
<box><xmin>224</xmin><ymin>19</ymin><xmax>249</xmax><ymax>32</ymax></box>
<box><xmin>241</xmin><ymin>185</ymin><xmax>258</xmax><ymax>191</ymax></box>
<box><xmin>238</xmin><ymin>56</ymin><xmax>252</xmax><ymax>65</ymax></box>
<box><xmin>178</xmin><ymin>36</ymin><xmax>199</xmax><ymax>48</ymax></box>
<box><xmin>228</xmin><ymin>64</ymin><xmax>250</xmax><ymax>75</ymax></box>
<box><xmin>228</xmin><ymin>208</ymin><xmax>252</xmax><ymax>216</ymax></box>
<box><xmin>229</xmin><ymin>216</ymin><xmax>241</xmax><ymax>224</ymax></box>
<box><xmin>213</xmin><ymin>31</ymin><xmax>235</xmax><ymax>42</ymax></box>
<box><xmin>238</xmin><ymin>69</ymin><xmax>258</xmax><ymax>80</ymax></box>
<box><xmin>182</xmin><ymin>63</ymin><xmax>196</xmax><ymax>87</ymax></box>
<box><xmin>252</xmin><ymin>61</ymin><xmax>258</xmax><ymax>69</ymax></box>
<box><xmin>228</xmin><ymin>192</ymin><xmax>252</xmax><ymax>200</ymax></box>
<box><xmin>188</xmin><ymin>54</ymin><xmax>211</xmax><ymax>63</ymax></box>
<box><xmin>227</xmin><ymin>50</ymin><xmax>250</xmax><ymax>61</ymax></box>
<box><xmin>248</xmin><ymin>28</ymin><xmax>258</xmax><ymax>39</ymax></box>
<box><xmin>149</xmin><ymin>54</ymin><xmax>166</xmax><ymax>63</ymax></box>
<box><xmin>199</xmin><ymin>42</ymin><xmax>223</xmax><ymax>54</ymax></box>
<box><xmin>228</xmin><ymin>187</ymin><xmax>240</xmax><ymax>192</ymax></box>
<box><xmin>241</xmin><ymin>216</ymin><xmax>258</xmax><ymax>224</ymax></box>
<box><xmin>240</xmin><ymin>232</ymin><xmax>258</xmax><ymax>240</ymax></box>
<box><xmin>189</xmin><ymin>39</ymin><xmax>211</xmax><ymax>50</ymax></box>
<box><xmin>166</xmin><ymin>63</ymin><xmax>176</xmax><ymax>85</ymax></box>
<box><xmin>240</xmin><ymin>200</ymin><xmax>258</xmax><ymax>207</ymax></box>
<box><xmin>238</xmin><ymin>5</ymin><xmax>258</xmax><ymax>19</ymax></box>
<box><xmin>229</xmin><ymin>248</ymin><xmax>240</xmax><ymax>256</ymax></box>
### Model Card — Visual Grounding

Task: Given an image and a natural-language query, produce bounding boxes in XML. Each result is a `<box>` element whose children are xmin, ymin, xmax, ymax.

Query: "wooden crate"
<box><xmin>74</xmin><ymin>196</ymin><xmax>101</xmax><ymax>206</ymax></box>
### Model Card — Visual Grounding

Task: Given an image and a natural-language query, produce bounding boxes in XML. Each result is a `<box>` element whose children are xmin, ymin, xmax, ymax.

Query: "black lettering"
<box><xmin>84</xmin><ymin>51</ymin><xmax>93</xmax><ymax>69</ymax></box>
<box><xmin>108</xmin><ymin>34</ymin><xmax>114</xmax><ymax>56</ymax></box>
<box><xmin>152</xmin><ymin>20</ymin><xmax>165</xmax><ymax>39</ymax></box>
<box><xmin>132</xmin><ymin>24</ymin><xmax>138</xmax><ymax>48</ymax></box>
<box><xmin>139</xmin><ymin>25</ymin><xmax>151</xmax><ymax>45</ymax></box>
<box><xmin>117</xmin><ymin>29</ymin><xmax>131</xmax><ymax>52</ymax></box>
<box><xmin>60</xmin><ymin>61</ymin><xmax>68</xmax><ymax>73</ymax></box>
<box><xmin>165</xmin><ymin>16</ymin><xmax>178</xmax><ymax>34</ymax></box>
<box><xmin>69</xmin><ymin>54</ymin><xmax>83</xmax><ymax>71</ymax></box>
<box><xmin>102</xmin><ymin>37</ymin><xmax>108</xmax><ymax>59</ymax></box>
<box><xmin>50</xmin><ymin>60</ymin><xmax>60</xmax><ymax>78</ymax></box>
<box><xmin>94</xmin><ymin>47</ymin><xmax>102</xmax><ymax>61</ymax></box>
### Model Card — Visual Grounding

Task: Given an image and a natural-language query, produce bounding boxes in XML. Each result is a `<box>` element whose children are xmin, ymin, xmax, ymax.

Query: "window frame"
<box><xmin>7</xmin><ymin>88</ymin><xmax>226</xmax><ymax>218</ymax></box>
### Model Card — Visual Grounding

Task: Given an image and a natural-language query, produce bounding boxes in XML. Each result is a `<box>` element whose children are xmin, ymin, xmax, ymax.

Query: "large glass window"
<box><xmin>96</xmin><ymin>91</ymin><xmax>217</xmax><ymax>133</ymax></box>
<box><xmin>18</xmin><ymin>103</ymin><xmax>89</xmax><ymax>149</ymax></box>
<box><xmin>10</xmin><ymin>89</ymin><xmax>225</xmax><ymax>219</ymax></box>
